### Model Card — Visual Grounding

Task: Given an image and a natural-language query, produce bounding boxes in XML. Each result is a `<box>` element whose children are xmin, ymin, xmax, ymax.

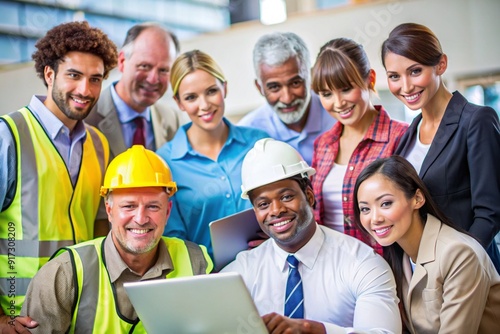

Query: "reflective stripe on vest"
<box><xmin>0</xmin><ymin>108</ymin><xmax>109</xmax><ymax>315</ymax></box>
<box><xmin>62</xmin><ymin>237</ymin><xmax>211</xmax><ymax>333</ymax></box>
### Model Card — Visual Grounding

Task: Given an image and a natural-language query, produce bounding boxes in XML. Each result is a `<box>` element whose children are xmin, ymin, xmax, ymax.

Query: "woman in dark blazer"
<box><xmin>381</xmin><ymin>23</ymin><xmax>500</xmax><ymax>272</ymax></box>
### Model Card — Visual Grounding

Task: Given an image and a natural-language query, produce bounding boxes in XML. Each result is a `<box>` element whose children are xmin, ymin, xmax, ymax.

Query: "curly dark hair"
<box><xmin>32</xmin><ymin>21</ymin><xmax>118</xmax><ymax>87</ymax></box>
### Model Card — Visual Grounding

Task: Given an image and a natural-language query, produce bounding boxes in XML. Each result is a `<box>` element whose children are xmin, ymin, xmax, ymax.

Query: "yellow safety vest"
<box><xmin>59</xmin><ymin>237</ymin><xmax>212</xmax><ymax>333</ymax></box>
<box><xmin>0</xmin><ymin>107</ymin><xmax>109</xmax><ymax>315</ymax></box>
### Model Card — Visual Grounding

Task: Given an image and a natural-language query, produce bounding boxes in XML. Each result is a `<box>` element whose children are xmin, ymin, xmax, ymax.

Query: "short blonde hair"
<box><xmin>170</xmin><ymin>49</ymin><xmax>226</xmax><ymax>96</ymax></box>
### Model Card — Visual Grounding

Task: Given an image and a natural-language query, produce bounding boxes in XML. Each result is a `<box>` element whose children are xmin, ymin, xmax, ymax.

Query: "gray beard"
<box><xmin>273</xmin><ymin>91</ymin><xmax>311</xmax><ymax>125</ymax></box>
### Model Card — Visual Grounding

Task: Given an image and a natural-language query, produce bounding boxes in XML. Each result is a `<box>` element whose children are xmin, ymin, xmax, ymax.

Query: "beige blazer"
<box><xmin>402</xmin><ymin>215</ymin><xmax>500</xmax><ymax>334</ymax></box>
<box><xmin>86</xmin><ymin>85</ymin><xmax>185</xmax><ymax>159</ymax></box>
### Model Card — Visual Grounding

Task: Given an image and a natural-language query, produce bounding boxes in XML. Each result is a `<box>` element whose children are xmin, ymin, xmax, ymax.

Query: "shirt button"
<box><xmin>349</xmin><ymin>166</ymin><xmax>354</xmax><ymax>171</ymax></box>
<box><xmin>226</xmin><ymin>194</ymin><xmax>231</xmax><ymax>199</ymax></box>
<box><xmin>343</xmin><ymin>197</ymin><xmax>348</xmax><ymax>202</ymax></box>
<box><xmin>220</xmin><ymin>176</ymin><xmax>226</xmax><ymax>181</ymax></box>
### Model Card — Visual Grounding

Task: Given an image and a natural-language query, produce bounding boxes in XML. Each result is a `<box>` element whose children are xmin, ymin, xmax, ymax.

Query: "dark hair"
<box><xmin>381</xmin><ymin>23</ymin><xmax>443</xmax><ymax>68</ymax></box>
<box><xmin>248</xmin><ymin>174</ymin><xmax>316</xmax><ymax>209</ymax></box>
<box><xmin>312</xmin><ymin>37</ymin><xmax>372</xmax><ymax>93</ymax></box>
<box><xmin>121</xmin><ymin>22</ymin><xmax>180</xmax><ymax>57</ymax></box>
<box><xmin>290</xmin><ymin>175</ymin><xmax>316</xmax><ymax>209</ymax></box>
<box><xmin>352</xmin><ymin>155</ymin><xmax>460</xmax><ymax>317</ymax></box>
<box><xmin>32</xmin><ymin>21</ymin><xmax>118</xmax><ymax>87</ymax></box>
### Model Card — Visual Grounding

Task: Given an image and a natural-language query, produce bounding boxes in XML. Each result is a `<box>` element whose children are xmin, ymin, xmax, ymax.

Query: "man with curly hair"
<box><xmin>86</xmin><ymin>22</ymin><xmax>186</xmax><ymax>159</ymax></box>
<box><xmin>0</xmin><ymin>21</ymin><xmax>117</xmax><ymax>331</ymax></box>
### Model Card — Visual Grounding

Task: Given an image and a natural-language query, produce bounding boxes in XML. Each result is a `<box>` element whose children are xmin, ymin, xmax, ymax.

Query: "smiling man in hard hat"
<box><xmin>17</xmin><ymin>145</ymin><xmax>212</xmax><ymax>333</ymax></box>
<box><xmin>222</xmin><ymin>138</ymin><xmax>400</xmax><ymax>334</ymax></box>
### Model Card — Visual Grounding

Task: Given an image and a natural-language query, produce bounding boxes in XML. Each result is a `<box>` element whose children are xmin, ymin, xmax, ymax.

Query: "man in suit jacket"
<box><xmin>86</xmin><ymin>22</ymin><xmax>185</xmax><ymax>158</ymax></box>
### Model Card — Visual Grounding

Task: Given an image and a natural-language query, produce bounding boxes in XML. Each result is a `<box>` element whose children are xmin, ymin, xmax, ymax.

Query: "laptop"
<box><xmin>124</xmin><ymin>272</ymin><xmax>268</xmax><ymax>334</ymax></box>
<box><xmin>209</xmin><ymin>208</ymin><xmax>262</xmax><ymax>271</ymax></box>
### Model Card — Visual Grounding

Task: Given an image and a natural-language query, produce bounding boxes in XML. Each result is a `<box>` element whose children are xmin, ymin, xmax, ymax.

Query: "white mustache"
<box><xmin>275</xmin><ymin>99</ymin><xmax>304</xmax><ymax>110</ymax></box>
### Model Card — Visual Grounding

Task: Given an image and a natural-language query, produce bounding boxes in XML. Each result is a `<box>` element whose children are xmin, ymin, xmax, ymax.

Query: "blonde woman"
<box><xmin>156</xmin><ymin>50</ymin><xmax>268</xmax><ymax>259</ymax></box>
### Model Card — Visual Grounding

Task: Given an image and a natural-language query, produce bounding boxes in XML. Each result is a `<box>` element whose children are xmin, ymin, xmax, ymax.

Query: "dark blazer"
<box><xmin>86</xmin><ymin>85</ymin><xmax>185</xmax><ymax>159</ymax></box>
<box><xmin>396</xmin><ymin>92</ymin><xmax>500</xmax><ymax>269</ymax></box>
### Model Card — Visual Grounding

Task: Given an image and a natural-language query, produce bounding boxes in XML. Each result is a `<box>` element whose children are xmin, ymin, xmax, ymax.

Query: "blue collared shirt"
<box><xmin>110</xmin><ymin>83</ymin><xmax>155</xmax><ymax>150</ymax></box>
<box><xmin>156</xmin><ymin>118</ymin><xmax>268</xmax><ymax>258</ymax></box>
<box><xmin>0</xmin><ymin>96</ymin><xmax>87</xmax><ymax>209</ymax></box>
<box><xmin>238</xmin><ymin>92</ymin><xmax>336</xmax><ymax>165</ymax></box>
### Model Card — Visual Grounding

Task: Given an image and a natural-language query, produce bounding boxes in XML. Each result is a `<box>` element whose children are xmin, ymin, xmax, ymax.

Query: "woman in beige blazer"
<box><xmin>353</xmin><ymin>156</ymin><xmax>500</xmax><ymax>333</ymax></box>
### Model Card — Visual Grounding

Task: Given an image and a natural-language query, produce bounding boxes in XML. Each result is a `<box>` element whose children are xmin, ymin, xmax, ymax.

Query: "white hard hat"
<box><xmin>241</xmin><ymin>138</ymin><xmax>316</xmax><ymax>199</ymax></box>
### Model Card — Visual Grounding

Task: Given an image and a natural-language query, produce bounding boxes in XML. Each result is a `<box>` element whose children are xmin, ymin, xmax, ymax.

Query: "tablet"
<box><xmin>209</xmin><ymin>208</ymin><xmax>262</xmax><ymax>271</ymax></box>
<box><xmin>124</xmin><ymin>272</ymin><xmax>268</xmax><ymax>334</ymax></box>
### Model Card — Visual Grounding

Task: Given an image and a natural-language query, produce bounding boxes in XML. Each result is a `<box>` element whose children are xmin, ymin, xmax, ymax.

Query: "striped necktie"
<box><xmin>284</xmin><ymin>255</ymin><xmax>304</xmax><ymax>318</ymax></box>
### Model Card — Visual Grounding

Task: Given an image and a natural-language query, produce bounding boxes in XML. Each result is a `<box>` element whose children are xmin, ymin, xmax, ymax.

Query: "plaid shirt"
<box><xmin>311</xmin><ymin>106</ymin><xmax>408</xmax><ymax>255</ymax></box>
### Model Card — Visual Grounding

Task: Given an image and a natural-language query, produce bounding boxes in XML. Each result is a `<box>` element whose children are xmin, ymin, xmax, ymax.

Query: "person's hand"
<box><xmin>262</xmin><ymin>313</ymin><xmax>326</xmax><ymax>334</ymax></box>
<box><xmin>248</xmin><ymin>231</ymin><xmax>269</xmax><ymax>249</ymax></box>
<box><xmin>0</xmin><ymin>314</ymin><xmax>13</xmax><ymax>334</ymax></box>
<box><xmin>12</xmin><ymin>316</ymin><xmax>37</xmax><ymax>333</ymax></box>
<box><xmin>0</xmin><ymin>324</ymin><xmax>14</xmax><ymax>334</ymax></box>
<box><xmin>0</xmin><ymin>315</ymin><xmax>38</xmax><ymax>334</ymax></box>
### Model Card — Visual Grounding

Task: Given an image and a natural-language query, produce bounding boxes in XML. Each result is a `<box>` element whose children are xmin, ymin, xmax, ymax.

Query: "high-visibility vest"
<box><xmin>0</xmin><ymin>107</ymin><xmax>109</xmax><ymax>315</ymax></box>
<box><xmin>59</xmin><ymin>236</ymin><xmax>212</xmax><ymax>333</ymax></box>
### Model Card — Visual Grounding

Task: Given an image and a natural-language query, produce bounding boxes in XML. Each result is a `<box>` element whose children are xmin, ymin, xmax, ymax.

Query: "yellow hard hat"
<box><xmin>100</xmin><ymin>145</ymin><xmax>177</xmax><ymax>197</ymax></box>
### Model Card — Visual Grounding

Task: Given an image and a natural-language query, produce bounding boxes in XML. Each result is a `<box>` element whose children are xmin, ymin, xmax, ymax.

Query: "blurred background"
<box><xmin>0</xmin><ymin>0</ymin><xmax>498</xmax><ymax>123</ymax></box>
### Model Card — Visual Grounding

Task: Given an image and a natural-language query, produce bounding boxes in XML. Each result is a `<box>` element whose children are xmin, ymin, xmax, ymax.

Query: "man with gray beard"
<box><xmin>238</xmin><ymin>32</ymin><xmax>335</xmax><ymax>165</ymax></box>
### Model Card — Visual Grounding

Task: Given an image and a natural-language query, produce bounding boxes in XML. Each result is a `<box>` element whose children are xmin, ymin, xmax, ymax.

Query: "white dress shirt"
<box><xmin>405</xmin><ymin>119</ymin><xmax>430</xmax><ymax>174</ymax></box>
<box><xmin>222</xmin><ymin>224</ymin><xmax>401</xmax><ymax>334</ymax></box>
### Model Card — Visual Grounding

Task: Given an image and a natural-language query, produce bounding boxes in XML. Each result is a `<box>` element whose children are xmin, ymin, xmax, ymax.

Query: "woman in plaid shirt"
<box><xmin>310</xmin><ymin>38</ymin><xmax>408</xmax><ymax>255</ymax></box>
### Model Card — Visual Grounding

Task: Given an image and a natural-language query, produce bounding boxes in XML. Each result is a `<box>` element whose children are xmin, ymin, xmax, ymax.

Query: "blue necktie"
<box><xmin>284</xmin><ymin>255</ymin><xmax>304</xmax><ymax>318</ymax></box>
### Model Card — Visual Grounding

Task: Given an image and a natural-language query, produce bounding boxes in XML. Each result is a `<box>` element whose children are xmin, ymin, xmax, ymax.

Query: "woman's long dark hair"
<box><xmin>352</xmin><ymin>156</ymin><xmax>460</xmax><ymax>322</ymax></box>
